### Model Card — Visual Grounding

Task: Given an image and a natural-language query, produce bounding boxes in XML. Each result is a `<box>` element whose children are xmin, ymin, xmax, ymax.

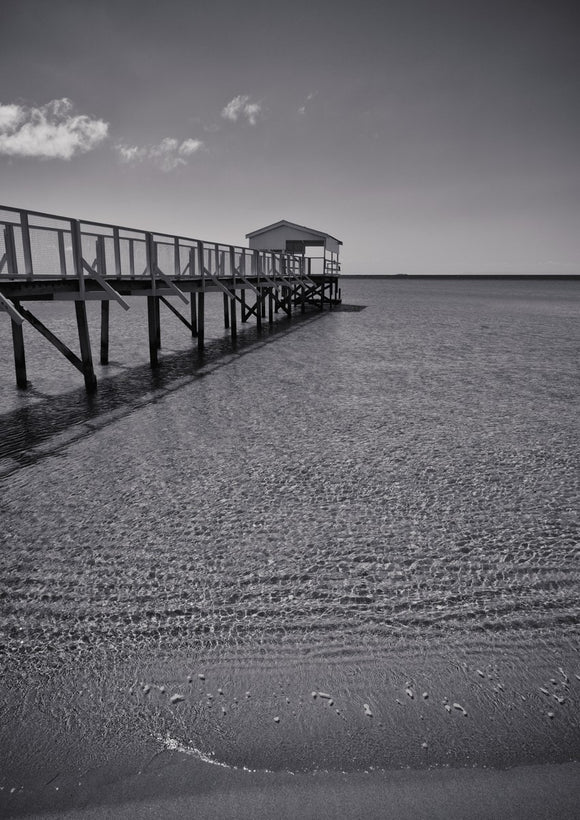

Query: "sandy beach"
<box><xmin>2</xmin><ymin>644</ymin><xmax>579</xmax><ymax>818</ymax></box>
<box><xmin>1</xmin><ymin>279</ymin><xmax>578</xmax><ymax>818</ymax></box>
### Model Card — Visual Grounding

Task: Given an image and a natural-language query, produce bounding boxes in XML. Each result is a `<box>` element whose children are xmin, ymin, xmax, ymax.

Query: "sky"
<box><xmin>0</xmin><ymin>0</ymin><xmax>578</xmax><ymax>275</ymax></box>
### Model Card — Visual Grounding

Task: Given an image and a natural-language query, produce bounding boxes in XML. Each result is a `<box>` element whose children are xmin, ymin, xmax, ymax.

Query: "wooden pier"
<box><xmin>0</xmin><ymin>207</ymin><xmax>341</xmax><ymax>392</ymax></box>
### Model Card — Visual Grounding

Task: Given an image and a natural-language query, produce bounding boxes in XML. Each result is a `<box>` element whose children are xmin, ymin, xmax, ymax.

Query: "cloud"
<box><xmin>298</xmin><ymin>91</ymin><xmax>317</xmax><ymax>115</ymax></box>
<box><xmin>221</xmin><ymin>95</ymin><xmax>262</xmax><ymax>125</ymax></box>
<box><xmin>115</xmin><ymin>136</ymin><xmax>204</xmax><ymax>171</ymax></box>
<box><xmin>0</xmin><ymin>98</ymin><xmax>108</xmax><ymax>159</ymax></box>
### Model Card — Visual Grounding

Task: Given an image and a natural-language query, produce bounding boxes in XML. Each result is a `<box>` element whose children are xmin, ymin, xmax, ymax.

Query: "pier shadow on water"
<box><xmin>0</xmin><ymin>306</ymin><xmax>361</xmax><ymax>475</ymax></box>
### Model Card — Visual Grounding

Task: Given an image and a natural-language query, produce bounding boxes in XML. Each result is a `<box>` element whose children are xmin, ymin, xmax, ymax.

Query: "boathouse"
<box><xmin>246</xmin><ymin>220</ymin><xmax>341</xmax><ymax>276</ymax></box>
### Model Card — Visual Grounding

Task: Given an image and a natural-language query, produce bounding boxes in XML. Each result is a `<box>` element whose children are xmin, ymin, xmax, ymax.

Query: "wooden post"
<box><xmin>4</xmin><ymin>224</ymin><xmax>18</xmax><ymax>275</ymax></box>
<box><xmin>113</xmin><ymin>227</ymin><xmax>122</xmax><ymax>276</ymax></box>
<box><xmin>268</xmin><ymin>288</ymin><xmax>274</xmax><ymax>324</ymax></box>
<box><xmin>11</xmin><ymin>301</ymin><xmax>27</xmax><ymax>388</ymax></box>
<box><xmin>240</xmin><ymin>288</ymin><xmax>247</xmax><ymax>322</ymax></box>
<box><xmin>256</xmin><ymin>290</ymin><xmax>262</xmax><ymax>332</ymax></box>
<box><xmin>75</xmin><ymin>300</ymin><xmax>97</xmax><ymax>392</ymax></box>
<box><xmin>223</xmin><ymin>292</ymin><xmax>230</xmax><ymax>328</ymax></box>
<box><xmin>147</xmin><ymin>296</ymin><xmax>158</xmax><ymax>367</ymax></box>
<box><xmin>197</xmin><ymin>291</ymin><xmax>205</xmax><ymax>352</ymax></box>
<box><xmin>155</xmin><ymin>296</ymin><xmax>161</xmax><ymax>350</ymax></box>
<box><xmin>174</xmin><ymin>237</ymin><xmax>181</xmax><ymax>278</ymax></box>
<box><xmin>229</xmin><ymin>246</ymin><xmax>237</xmax><ymax>342</ymax></box>
<box><xmin>146</xmin><ymin>233</ymin><xmax>160</xmax><ymax>365</ymax></box>
<box><xmin>257</xmin><ymin>253</ymin><xmax>266</xmax><ymax>318</ymax></box>
<box><xmin>100</xmin><ymin>300</ymin><xmax>110</xmax><ymax>364</ymax></box>
<box><xmin>189</xmin><ymin>247</ymin><xmax>197</xmax><ymax>336</ymax></box>
<box><xmin>253</xmin><ymin>251</ymin><xmax>262</xmax><ymax>333</ymax></box>
<box><xmin>20</xmin><ymin>210</ymin><xmax>33</xmax><ymax>279</ymax></box>
<box><xmin>70</xmin><ymin>219</ymin><xmax>85</xmax><ymax>296</ymax></box>
<box><xmin>57</xmin><ymin>230</ymin><xmax>67</xmax><ymax>276</ymax></box>
<box><xmin>197</xmin><ymin>241</ymin><xmax>205</xmax><ymax>351</ymax></box>
<box><xmin>190</xmin><ymin>291</ymin><xmax>197</xmax><ymax>336</ymax></box>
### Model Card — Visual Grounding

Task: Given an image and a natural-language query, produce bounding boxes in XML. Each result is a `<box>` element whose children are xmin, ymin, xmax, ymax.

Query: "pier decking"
<box><xmin>0</xmin><ymin>207</ymin><xmax>341</xmax><ymax>392</ymax></box>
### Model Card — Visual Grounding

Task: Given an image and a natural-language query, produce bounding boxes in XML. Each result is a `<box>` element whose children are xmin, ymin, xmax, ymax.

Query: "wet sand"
<box><xmin>13</xmin><ymin>760</ymin><xmax>580</xmax><ymax>820</ymax></box>
<box><xmin>2</xmin><ymin>645</ymin><xmax>579</xmax><ymax>818</ymax></box>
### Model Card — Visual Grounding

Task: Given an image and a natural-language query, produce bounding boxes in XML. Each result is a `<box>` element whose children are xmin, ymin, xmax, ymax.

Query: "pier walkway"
<box><xmin>0</xmin><ymin>207</ymin><xmax>341</xmax><ymax>392</ymax></box>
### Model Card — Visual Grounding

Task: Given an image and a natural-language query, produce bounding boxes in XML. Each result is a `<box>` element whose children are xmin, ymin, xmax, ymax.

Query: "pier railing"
<box><xmin>0</xmin><ymin>206</ymin><xmax>342</xmax><ymax>392</ymax></box>
<box><xmin>0</xmin><ymin>205</ymin><xmax>323</xmax><ymax>286</ymax></box>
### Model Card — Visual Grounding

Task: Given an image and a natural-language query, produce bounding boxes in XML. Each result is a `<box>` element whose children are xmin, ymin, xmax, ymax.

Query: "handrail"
<box><xmin>0</xmin><ymin>205</ymin><xmax>341</xmax><ymax>284</ymax></box>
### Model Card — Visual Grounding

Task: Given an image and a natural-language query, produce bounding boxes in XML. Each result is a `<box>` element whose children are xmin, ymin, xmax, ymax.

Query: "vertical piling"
<box><xmin>75</xmin><ymin>300</ymin><xmax>97</xmax><ymax>392</ymax></box>
<box><xmin>197</xmin><ymin>291</ymin><xmax>205</xmax><ymax>352</ymax></box>
<box><xmin>256</xmin><ymin>290</ymin><xmax>262</xmax><ymax>332</ymax></box>
<box><xmin>223</xmin><ymin>292</ymin><xmax>230</xmax><ymax>328</ymax></box>
<box><xmin>197</xmin><ymin>242</ymin><xmax>205</xmax><ymax>351</ymax></box>
<box><xmin>10</xmin><ymin>303</ymin><xmax>27</xmax><ymax>388</ymax></box>
<box><xmin>241</xmin><ymin>288</ymin><xmax>247</xmax><ymax>323</ymax></box>
<box><xmin>100</xmin><ymin>300</ymin><xmax>110</xmax><ymax>364</ymax></box>
<box><xmin>190</xmin><ymin>291</ymin><xmax>198</xmax><ymax>336</ymax></box>
<box><xmin>147</xmin><ymin>296</ymin><xmax>158</xmax><ymax>367</ymax></box>
<box><xmin>229</xmin><ymin>246</ymin><xmax>237</xmax><ymax>342</ymax></box>
<box><xmin>146</xmin><ymin>232</ymin><xmax>160</xmax><ymax>366</ymax></box>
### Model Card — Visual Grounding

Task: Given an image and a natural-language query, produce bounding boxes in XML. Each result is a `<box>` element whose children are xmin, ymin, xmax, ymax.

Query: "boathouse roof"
<box><xmin>246</xmin><ymin>220</ymin><xmax>342</xmax><ymax>246</ymax></box>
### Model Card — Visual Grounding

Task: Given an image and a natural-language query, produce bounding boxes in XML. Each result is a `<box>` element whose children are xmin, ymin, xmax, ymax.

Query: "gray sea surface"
<box><xmin>0</xmin><ymin>278</ymin><xmax>579</xmax><ymax>804</ymax></box>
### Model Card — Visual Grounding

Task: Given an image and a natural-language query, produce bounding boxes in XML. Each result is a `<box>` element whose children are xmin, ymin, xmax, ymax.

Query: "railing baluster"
<box><xmin>113</xmin><ymin>227</ymin><xmax>121</xmax><ymax>276</ymax></box>
<box><xmin>70</xmin><ymin>219</ymin><xmax>85</xmax><ymax>293</ymax></box>
<box><xmin>96</xmin><ymin>235</ymin><xmax>106</xmax><ymax>276</ymax></box>
<box><xmin>4</xmin><ymin>225</ymin><xmax>18</xmax><ymax>276</ymax></box>
<box><xmin>58</xmin><ymin>230</ymin><xmax>67</xmax><ymax>276</ymax></box>
<box><xmin>174</xmin><ymin>236</ymin><xmax>181</xmax><ymax>277</ymax></box>
<box><xmin>20</xmin><ymin>211</ymin><xmax>33</xmax><ymax>279</ymax></box>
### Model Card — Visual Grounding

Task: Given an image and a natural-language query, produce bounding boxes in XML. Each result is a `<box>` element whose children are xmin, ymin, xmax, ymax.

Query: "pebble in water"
<box><xmin>405</xmin><ymin>688</ymin><xmax>414</xmax><ymax>699</ymax></box>
<box><xmin>453</xmin><ymin>702</ymin><xmax>468</xmax><ymax>716</ymax></box>
<box><xmin>170</xmin><ymin>693</ymin><xmax>184</xmax><ymax>704</ymax></box>
<box><xmin>318</xmin><ymin>692</ymin><xmax>332</xmax><ymax>700</ymax></box>
<box><xmin>363</xmin><ymin>703</ymin><xmax>373</xmax><ymax>717</ymax></box>
<box><xmin>274</xmin><ymin>716</ymin><xmax>280</xmax><ymax>723</ymax></box>
<box><xmin>421</xmin><ymin>742</ymin><xmax>428</xmax><ymax>749</ymax></box>
<box><xmin>422</xmin><ymin>692</ymin><xmax>429</xmax><ymax>700</ymax></box>
<box><xmin>476</xmin><ymin>669</ymin><xmax>485</xmax><ymax>678</ymax></box>
<box><xmin>198</xmin><ymin>674</ymin><xmax>205</xmax><ymax>682</ymax></box>
<box><xmin>142</xmin><ymin>684</ymin><xmax>151</xmax><ymax>695</ymax></box>
<box><xmin>217</xmin><ymin>688</ymin><xmax>224</xmax><ymax>695</ymax></box>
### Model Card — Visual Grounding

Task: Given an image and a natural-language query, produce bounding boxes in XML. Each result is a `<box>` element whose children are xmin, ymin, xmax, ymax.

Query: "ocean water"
<box><xmin>0</xmin><ymin>278</ymin><xmax>579</xmax><ymax>796</ymax></box>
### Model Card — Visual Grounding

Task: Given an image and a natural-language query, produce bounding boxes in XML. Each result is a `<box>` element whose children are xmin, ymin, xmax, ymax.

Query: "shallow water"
<box><xmin>0</xmin><ymin>279</ymin><xmax>579</xmax><ymax>806</ymax></box>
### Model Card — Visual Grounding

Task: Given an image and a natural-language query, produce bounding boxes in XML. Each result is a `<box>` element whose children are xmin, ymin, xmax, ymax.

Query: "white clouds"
<box><xmin>0</xmin><ymin>98</ymin><xmax>108</xmax><ymax>159</ymax></box>
<box><xmin>0</xmin><ymin>104</ymin><xmax>24</xmax><ymax>131</ymax></box>
<box><xmin>115</xmin><ymin>136</ymin><xmax>204</xmax><ymax>171</ymax></box>
<box><xmin>178</xmin><ymin>138</ymin><xmax>204</xmax><ymax>156</ymax></box>
<box><xmin>298</xmin><ymin>91</ymin><xmax>317</xmax><ymax>115</ymax></box>
<box><xmin>221</xmin><ymin>95</ymin><xmax>262</xmax><ymax>125</ymax></box>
